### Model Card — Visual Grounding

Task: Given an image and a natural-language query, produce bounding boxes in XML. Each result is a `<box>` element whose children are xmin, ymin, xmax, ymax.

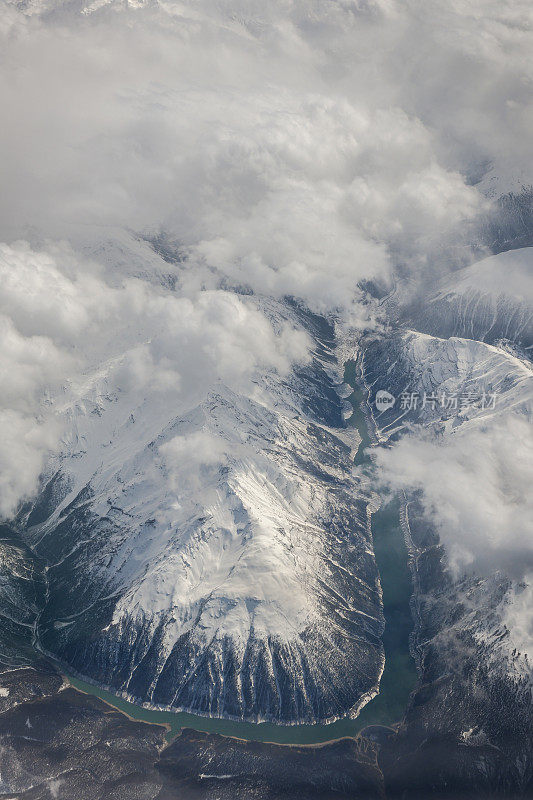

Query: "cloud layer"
<box><xmin>5</xmin><ymin>0</ymin><xmax>525</xmax><ymax>304</ymax></box>
<box><xmin>0</xmin><ymin>239</ymin><xmax>310</xmax><ymax>517</ymax></box>
<box><xmin>1</xmin><ymin>0</ymin><xmax>533</xmax><ymax>521</ymax></box>
<box><xmin>375</xmin><ymin>416</ymin><xmax>533</xmax><ymax>580</ymax></box>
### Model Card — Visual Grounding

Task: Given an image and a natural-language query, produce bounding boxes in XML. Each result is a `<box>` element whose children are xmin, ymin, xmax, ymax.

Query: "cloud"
<box><xmin>0</xmin><ymin>0</ymin><xmax>532</xmax><ymax>521</ymax></box>
<box><xmin>0</xmin><ymin>409</ymin><xmax>62</xmax><ymax>519</ymax></box>
<box><xmin>502</xmin><ymin>578</ymin><xmax>533</xmax><ymax>659</ymax></box>
<box><xmin>0</xmin><ymin>240</ymin><xmax>311</xmax><ymax>517</ymax></box>
<box><xmin>374</xmin><ymin>415</ymin><xmax>533</xmax><ymax>580</ymax></box>
<box><xmin>158</xmin><ymin>430</ymin><xmax>229</xmax><ymax>495</ymax></box>
<box><xmin>1</xmin><ymin>0</ymin><xmax>508</xmax><ymax>312</ymax></box>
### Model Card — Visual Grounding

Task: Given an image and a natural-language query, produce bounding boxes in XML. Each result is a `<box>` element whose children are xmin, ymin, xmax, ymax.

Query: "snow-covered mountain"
<box><xmin>362</xmin><ymin>327</ymin><xmax>533</xmax><ymax>440</ymax></box>
<box><xmin>16</xmin><ymin>266</ymin><xmax>383</xmax><ymax>723</ymax></box>
<box><xmin>403</xmin><ymin>247</ymin><xmax>533</xmax><ymax>348</ymax></box>
<box><xmin>357</xmin><ymin>249</ymin><xmax>533</xmax><ymax>794</ymax></box>
<box><xmin>2</xmin><ymin>0</ymin><xmax>533</xmax><ymax>795</ymax></box>
<box><xmin>362</xmin><ymin>245</ymin><xmax>533</xmax><ymax>673</ymax></box>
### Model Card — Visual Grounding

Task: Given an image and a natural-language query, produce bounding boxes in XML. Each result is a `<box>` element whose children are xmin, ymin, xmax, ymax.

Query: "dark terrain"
<box><xmin>0</xmin><ymin>666</ymin><xmax>383</xmax><ymax>800</ymax></box>
<box><xmin>0</xmin><ymin>659</ymin><xmax>531</xmax><ymax>799</ymax></box>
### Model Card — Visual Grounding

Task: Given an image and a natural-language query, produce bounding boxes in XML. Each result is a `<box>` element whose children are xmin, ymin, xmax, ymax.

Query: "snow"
<box><xmin>23</xmin><ymin>255</ymin><xmax>382</xmax><ymax>721</ymax></box>
<box><xmin>434</xmin><ymin>247</ymin><xmax>533</xmax><ymax>309</ymax></box>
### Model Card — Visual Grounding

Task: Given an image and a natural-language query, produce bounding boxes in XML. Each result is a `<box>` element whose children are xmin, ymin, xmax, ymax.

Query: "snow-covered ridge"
<box><xmin>20</xmin><ymin>273</ymin><xmax>383</xmax><ymax>724</ymax></box>
<box><xmin>362</xmin><ymin>253</ymin><xmax>533</xmax><ymax>698</ymax></box>
<box><xmin>405</xmin><ymin>247</ymin><xmax>533</xmax><ymax>348</ymax></box>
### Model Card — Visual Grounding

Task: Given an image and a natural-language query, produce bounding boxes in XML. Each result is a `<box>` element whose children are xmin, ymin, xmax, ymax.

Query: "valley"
<box><xmin>62</xmin><ymin>363</ymin><xmax>418</xmax><ymax>746</ymax></box>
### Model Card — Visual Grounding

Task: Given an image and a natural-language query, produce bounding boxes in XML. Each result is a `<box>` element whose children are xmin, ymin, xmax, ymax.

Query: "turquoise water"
<box><xmin>343</xmin><ymin>360</ymin><xmax>418</xmax><ymax>728</ymax></box>
<box><xmin>67</xmin><ymin>362</ymin><xmax>417</xmax><ymax>744</ymax></box>
<box><xmin>67</xmin><ymin>672</ymin><xmax>376</xmax><ymax>744</ymax></box>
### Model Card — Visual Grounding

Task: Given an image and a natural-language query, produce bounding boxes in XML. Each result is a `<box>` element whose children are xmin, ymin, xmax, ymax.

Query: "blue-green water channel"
<box><xmin>67</xmin><ymin>361</ymin><xmax>417</xmax><ymax>744</ymax></box>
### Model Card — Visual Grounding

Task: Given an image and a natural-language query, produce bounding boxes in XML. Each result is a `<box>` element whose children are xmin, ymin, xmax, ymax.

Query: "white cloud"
<box><xmin>0</xmin><ymin>240</ymin><xmax>311</xmax><ymax>517</ymax></box>
<box><xmin>374</xmin><ymin>415</ymin><xmax>533</xmax><ymax>580</ymax></box>
<box><xmin>1</xmin><ymin>0</ymin><xmax>508</xmax><ymax>311</ymax></box>
<box><xmin>0</xmin><ymin>409</ymin><xmax>62</xmax><ymax>519</ymax></box>
<box><xmin>158</xmin><ymin>430</ymin><xmax>228</xmax><ymax>495</ymax></box>
<box><xmin>0</xmin><ymin>0</ymin><xmax>532</xmax><ymax>527</ymax></box>
<box><xmin>502</xmin><ymin>578</ymin><xmax>533</xmax><ymax>659</ymax></box>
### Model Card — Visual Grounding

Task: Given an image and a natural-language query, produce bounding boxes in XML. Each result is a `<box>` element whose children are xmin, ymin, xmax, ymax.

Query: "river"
<box><xmin>67</xmin><ymin>361</ymin><xmax>417</xmax><ymax>744</ymax></box>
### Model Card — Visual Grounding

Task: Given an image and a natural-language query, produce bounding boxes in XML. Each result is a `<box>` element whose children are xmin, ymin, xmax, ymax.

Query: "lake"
<box><xmin>67</xmin><ymin>360</ymin><xmax>417</xmax><ymax>744</ymax></box>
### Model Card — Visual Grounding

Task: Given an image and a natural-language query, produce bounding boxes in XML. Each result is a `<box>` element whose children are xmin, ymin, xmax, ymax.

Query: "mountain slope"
<box><xmin>20</xmin><ymin>298</ymin><xmax>384</xmax><ymax>723</ymax></box>
<box><xmin>402</xmin><ymin>247</ymin><xmax>533</xmax><ymax>349</ymax></box>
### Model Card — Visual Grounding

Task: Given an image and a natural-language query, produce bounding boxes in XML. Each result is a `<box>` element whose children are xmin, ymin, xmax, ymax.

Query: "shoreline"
<box><xmin>65</xmin><ymin>672</ymin><xmax>397</xmax><ymax>750</ymax></box>
<box><xmin>50</xmin><ymin>351</ymin><xmax>417</xmax><ymax>750</ymax></box>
